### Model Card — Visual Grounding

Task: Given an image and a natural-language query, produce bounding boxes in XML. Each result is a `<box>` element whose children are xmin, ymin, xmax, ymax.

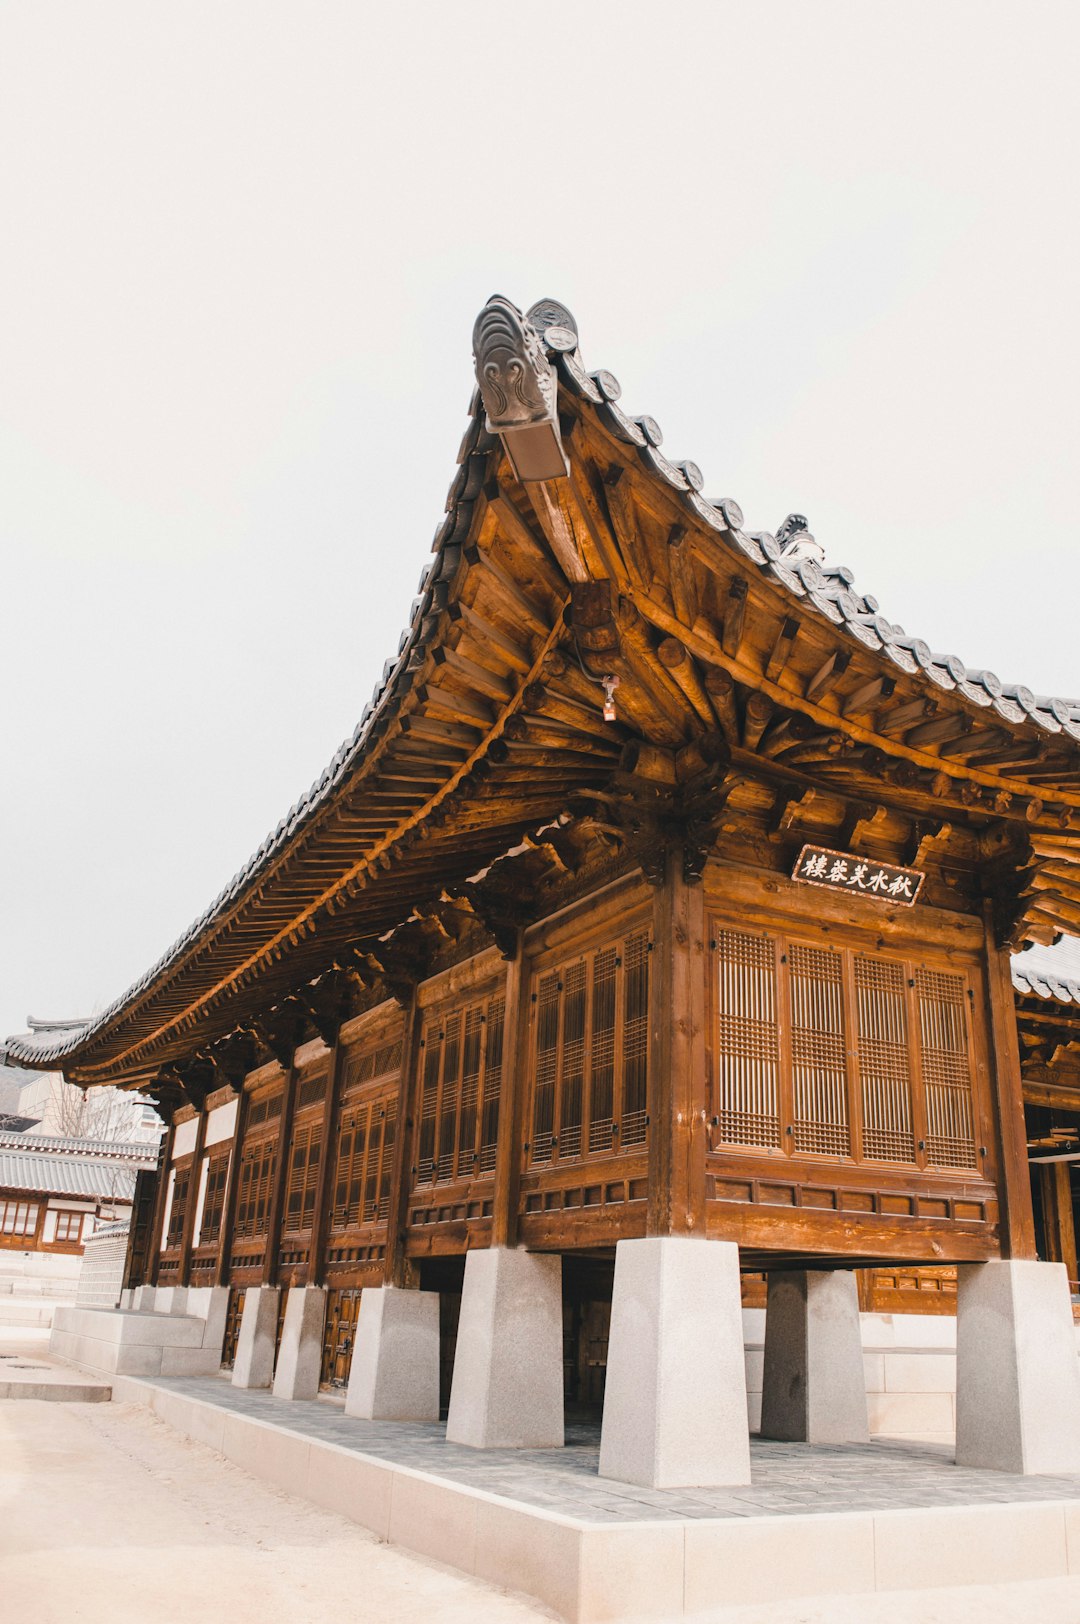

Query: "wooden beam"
<box><xmin>262</xmin><ymin>1064</ymin><xmax>298</xmax><ymax>1286</ymax></box>
<box><xmin>176</xmin><ymin>1108</ymin><xmax>208</xmax><ymax>1287</ymax></box>
<box><xmin>721</xmin><ymin>578</ymin><xmax>749</xmax><ymax>659</ymax></box>
<box><xmin>308</xmin><ymin>1034</ymin><xmax>347</xmax><ymax>1287</ymax></box>
<box><xmin>983</xmin><ymin>901</ymin><xmax>1037</xmax><ymax>1260</ymax></box>
<box><xmin>214</xmin><ymin>1087</ymin><xmax>249</xmax><ymax>1288</ymax></box>
<box><xmin>384</xmin><ymin>991</ymin><xmax>423</xmax><ymax>1289</ymax></box>
<box><xmin>647</xmin><ymin>843</ymin><xmax>707</xmax><ymax>1236</ymax></box>
<box><xmin>147</xmin><ymin>1119</ymin><xmax>176</xmax><ymax>1287</ymax></box>
<box><xmin>490</xmin><ymin>930</ymin><xmax>527</xmax><ymax>1248</ymax></box>
<box><xmin>1039</xmin><ymin>1162</ymin><xmax>1078</xmax><ymax>1287</ymax></box>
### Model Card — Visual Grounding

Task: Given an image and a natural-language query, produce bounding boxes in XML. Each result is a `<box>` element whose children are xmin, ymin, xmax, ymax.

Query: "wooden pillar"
<box><xmin>310</xmin><ymin>1034</ymin><xmax>347</xmax><ymax>1286</ymax></box>
<box><xmin>982</xmin><ymin>901</ymin><xmax>1037</xmax><ymax>1260</ymax></box>
<box><xmin>491</xmin><ymin>930</ymin><xmax>527</xmax><ymax>1249</ymax></box>
<box><xmin>384</xmin><ymin>990</ymin><xmax>422</xmax><ymax>1288</ymax></box>
<box><xmin>214</xmin><ymin>1086</ymin><xmax>249</xmax><ymax>1288</ymax></box>
<box><xmin>1039</xmin><ymin>1162</ymin><xmax>1078</xmax><ymax>1287</ymax></box>
<box><xmin>262</xmin><ymin>1064</ymin><xmax>299</xmax><ymax>1286</ymax></box>
<box><xmin>148</xmin><ymin>1119</ymin><xmax>176</xmax><ymax>1287</ymax></box>
<box><xmin>176</xmin><ymin>1108</ymin><xmax>208</xmax><ymax>1286</ymax></box>
<box><xmin>647</xmin><ymin>842</ymin><xmax>708</xmax><ymax>1237</ymax></box>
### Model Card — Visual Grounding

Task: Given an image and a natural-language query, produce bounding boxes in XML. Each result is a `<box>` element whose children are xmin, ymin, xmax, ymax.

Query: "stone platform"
<box><xmin>0</xmin><ymin>1338</ymin><xmax>111</xmax><ymax>1403</ymax></box>
<box><xmin>97</xmin><ymin>1365</ymin><xmax>1080</xmax><ymax>1621</ymax></box>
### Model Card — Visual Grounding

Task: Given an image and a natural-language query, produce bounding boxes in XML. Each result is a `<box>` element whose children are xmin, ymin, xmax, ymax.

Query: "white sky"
<box><xmin>2</xmin><ymin>2</ymin><xmax>1077</xmax><ymax>1041</ymax></box>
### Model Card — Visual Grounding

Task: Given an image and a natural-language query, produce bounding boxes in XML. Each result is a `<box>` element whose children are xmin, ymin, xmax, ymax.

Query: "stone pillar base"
<box><xmin>153</xmin><ymin>1286</ymin><xmax>188</xmax><ymax>1316</ymax></box>
<box><xmin>186</xmin><ymin>1284</ymin><xmax>230</xmax><ymax>1361</ymax></box>
<box><xmin>446</xmin><ymin>1248</ymin><xmax>563</xmax><ymax>1448</ymax></box>
<box><xmin>599</xmin><ymin>1236</ymin><xmax>750</xmax><ymax>1489</ymax></box>
<box><xmin>957</xmin><ymin>1259</ymin><xmax>1080</xmax><ymax>1474</ymax></box>
<box><xmin>231</xmin><ymin>1285</ymin><xmax>280</xmax><ymax>1390</ymax></box>
<box><xmin>272</xmin><ymin>1286</ymin><xmax>327</xmax><ymax>1401</ymax></box>
<box><xmin>345</xmin><ymin>1285</ymin><xmax>440</xmax><ymax>1422</ymax></box>
<box><xmin>760</xmin><ymin>1269</ymin><xmax>869</xmax><ymax>1445</ymax></box>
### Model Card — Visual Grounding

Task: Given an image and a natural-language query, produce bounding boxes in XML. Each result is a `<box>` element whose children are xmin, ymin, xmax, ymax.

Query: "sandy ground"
<box><xmin>3</xmin><ymin>1378</ymin><xmax>1080</xmax><ymax>1623</ymax></box>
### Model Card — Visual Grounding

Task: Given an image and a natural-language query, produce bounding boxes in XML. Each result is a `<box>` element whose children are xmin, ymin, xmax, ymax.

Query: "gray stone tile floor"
<box><xmin>151</xmin><ymin>1372</ymin><xmax>1080</xmax><ymax>1524</ymax></box>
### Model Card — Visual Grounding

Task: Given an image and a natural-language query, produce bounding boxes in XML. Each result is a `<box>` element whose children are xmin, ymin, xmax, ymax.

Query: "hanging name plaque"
<box><xmin>792</xmin><ymin>844</ymin><xmax>925</xmax><ymax>906</ymax></box>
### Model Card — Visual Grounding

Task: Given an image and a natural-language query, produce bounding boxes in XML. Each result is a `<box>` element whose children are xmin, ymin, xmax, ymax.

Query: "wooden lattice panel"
<box><xmin>710</xmin><ymin>915</ymin><xmax>982</xmax><ymax>1176</ymax></box>
<box><xmin>715</xmin><ymin>928</ymin><xmax>780</xmax><ymax>1149</ymax></box>
<box><xmin>854</xmin><ymin>954</ymin><xmax>916</xmax><ymax>1163</ymax></box>
<box><xmin>916</xmin><ymin>967</ymin><xmax>977</xmax><ymax>1169</ymax></box>
<box><xmin>789</xmin><ymin>942</ymin><xmax>850</xmax><ymax>1158</ymax></box>
<box><xmin>527</xmin><ymin>926</ymin><xmax>651</xmax><ymax>1170</ymax></box>
<box><xmin>413</xmin><ymin>991</ymin><xmax>505</xmax><ymax>1190</ymax></box>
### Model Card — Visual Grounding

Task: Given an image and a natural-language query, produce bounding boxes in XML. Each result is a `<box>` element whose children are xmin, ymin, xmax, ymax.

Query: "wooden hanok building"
<box><xmin>11</xmin><ymin>294</ymin><xmax>1080</xmax><ymax>1484</ymax></box>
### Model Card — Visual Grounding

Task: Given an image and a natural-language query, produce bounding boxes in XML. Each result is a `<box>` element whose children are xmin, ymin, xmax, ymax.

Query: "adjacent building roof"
<box><xmin>6</xmin><ymin>295</ymin><xmax>1080</xmax><ymax>1087</ymax></box>
<box><xmin>0</xmin><ymin>1145</ymin><xmax>142</xmax><ymax>1201</ymax></box>
<box><xmin>1012</xmin><ymin>937</ymin><xmax>1080</xmax><ymax>1006</ymax></box>
<box><xmin>0</xmin><ymin>1132</ymin><xmax>157</xmax><ymax>1164</ymax></box>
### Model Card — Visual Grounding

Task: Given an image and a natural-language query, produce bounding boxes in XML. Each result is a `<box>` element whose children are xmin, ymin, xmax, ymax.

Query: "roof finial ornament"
<box><xmin>472</xmin><ymin>295</ymin><xmax>569</xmax><ymax>482</ymax></box>
<box><xmin>776</xmin><ymin>513</ymin><xmax>824</xmax><ymax>565</ymax></box>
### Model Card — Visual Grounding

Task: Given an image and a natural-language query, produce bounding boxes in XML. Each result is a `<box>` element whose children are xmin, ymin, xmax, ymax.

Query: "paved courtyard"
<box><xmin>6</xmin><ymin>1394</ymin><xmax>1080</xmax><ymax>1624</ymax></box>
<box><xmin>147</xmin><ymin>1369</ymin><xmax>1080</xmax><ymax>1524</ymax></box>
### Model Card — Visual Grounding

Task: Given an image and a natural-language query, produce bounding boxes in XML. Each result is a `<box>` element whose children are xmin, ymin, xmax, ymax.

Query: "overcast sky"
<box><xmin>1</xmin><ymin>2</ymin><xmax>1077</xmax><ymax>1042</ymax></box>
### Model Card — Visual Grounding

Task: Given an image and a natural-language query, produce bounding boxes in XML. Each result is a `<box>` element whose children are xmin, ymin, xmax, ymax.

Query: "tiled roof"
<box><xmin>0</xmin><ymin>1133</ymin><xmax>157</xmax><ymax>1164</ymax></box>
<box><xmin>0</xmin><ymin>1148</ymin><xmax>139</xmax><ymax>1200</ymax></box>
<box><xmin>1012</xmin><ymin>938</ymin><xmax>1080</xmax><ymax>1006</ymax></box>
<box><xmin>6</xmin><ymin>296</ymin><xmax>1080</xmax><ymax>1077</ymax></box>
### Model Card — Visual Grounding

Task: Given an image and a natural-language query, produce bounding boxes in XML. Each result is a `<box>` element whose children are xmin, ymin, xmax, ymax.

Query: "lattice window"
<box><xmin>297</xmin><ymin>1071</ymin><xmax>327</xmax><ymax>1111</ymax></box>
<box><xmin>0</xmin><ymin>1200</ymin><xmax>39</xmax><ymax>1237</ymax></box>
<box><xmin>165</xmin><ymin>1165</ymin><xmax>192</xmax><ymax>1248</ymax></box>
<box><xmin>715</xmin><ymin>928</ymin><xmax>781</xmax><ymax>1149</ymax></box>
<box><xmin>854</xmin><ymin>954</ymin><xmax>915</xmax><ymax>1162</ymax></box>
<box><xmin>233</xmin><ymin>1139</ymin><xmax>277</xmax><ymax>1239</ymax></box>
<box><xmin>284</xmin><ymin>1119</ymin><xmax>322</xmax><ymax>1233</ymax></box>
<box><xmin>246</xmin><ymin>1092</ymin><xmax>282</xmax><ymax>1130</ymax></box>
<box><xmin>916</xmin><ymin>967</ymin><xmax>977</xmax><ymax>1169</ymax></box>
<box><xmin>414</xmin><ymin>990</ymin><xmax>506</xmax><ymax>1187</ymax></box>
<box><xmin>331</xmin><ymin>1092</ymin><xmax>398</xmax><ymax>1230</ymax></box>
<box><xmin>198</xmin><ymin>1150</ymin><xmax>231</xmax><ymax>1246</ymax></box>
<box><xmin>710</xmin><ymin>920</ymin><xmax>982</xmax><ymax>1174</ymax></box>
<box><xmin>527</xmin><ymin>927</ymin><xmax>652</xmax><ymax>1168</ymax></box>
<box><xmin>54</xmin><ymin>1210</ymin><xmax>84</xmax><ymax>1243</ymax></box>
<box><xmin>789</xmin><ymin>943</ymin><xmax>850</xmax><ymax>1157</ymax></box>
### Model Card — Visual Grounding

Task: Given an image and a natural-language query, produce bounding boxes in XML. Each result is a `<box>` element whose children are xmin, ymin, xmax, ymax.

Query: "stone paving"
<box><xmin>148</xmin><ymin>1372</ymin><xmax>1080</xmax><ymax>1524</ymax></box>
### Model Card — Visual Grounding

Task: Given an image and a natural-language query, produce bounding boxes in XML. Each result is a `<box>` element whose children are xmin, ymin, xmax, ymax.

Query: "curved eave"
<box><xmin>9</xmin><ymin>297</ymin><xmax>1080</xmax><ymax>1082</ymax></box>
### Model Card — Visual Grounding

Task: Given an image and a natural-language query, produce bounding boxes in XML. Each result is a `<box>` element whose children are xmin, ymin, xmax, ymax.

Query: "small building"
<box><xmin>9</xmin><ymin>294</ymin><xmax>1080</xmax><ymax>1484</ymax></box>
<box><xmin>0</xmin><ymin>1131</ymin><xmax>156</xmax><ymax>1294</ymax></box>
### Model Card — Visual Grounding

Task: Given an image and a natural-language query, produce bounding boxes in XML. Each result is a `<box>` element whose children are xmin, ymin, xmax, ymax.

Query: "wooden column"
<box><xmin>147</xmin><ymin>1119</ymin><xmax>176</xmax><ymax>1287</ymax></box>
<box><xmin>384</xmin><ymin>990</ymin><xmax>423</xmax><ymax>1288</ymax></box>
<box><xmin>262</xmin><ymin>1064</ymin><xmax>299</xmax><ymax>1286</ymax></box>
<box><xmin>982</xmin><ymin>901</ymin><xmax>1037</xmax><ymax>1259</ymax></box>
<box><xmin>214</xmin><ymin>1086</ymin><xmax>249</xmax><ymax>1288</ymax></box>
<box><xmin>176</xmin><ymin>1108</ymin><xmax>208</xmax><ymax>1286</ymax></box>
<box><xmin>647</xmin><ymin>842</ymin><xmax>708</xmax><ymax>1237</ymax></box>
<box><xmin>1039</xmin><ymin>1162</ymin><xmax>1078</xmax><ymax>1287</ymax></box>
<box><xmin>491</xmin><ymin>929</ymin><xmax>527</xmax><ymax>1249</ymax></box>
<box><xmin>309</xmin><ymin>1035</ymin><xmax>347</xmax><ymax>1286</ymax></box>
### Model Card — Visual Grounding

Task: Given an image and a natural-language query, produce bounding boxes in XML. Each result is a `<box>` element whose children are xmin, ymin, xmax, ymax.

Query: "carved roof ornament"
<box><xmin>472</xmin><ymin>294</ymin><xmax>569</xmax><ymax>482</ymax></box>
<box><xmin>776</xmin><ymin>513</ymin><xmax>825</xmax><ymax>565</ymax></box>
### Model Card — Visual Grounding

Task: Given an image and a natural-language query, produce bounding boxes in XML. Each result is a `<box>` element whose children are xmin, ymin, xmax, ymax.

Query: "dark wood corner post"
<box><xmin>147</xmin><ymin>1117</ymin><xmax>177</xmax><ymax>1287</ymax></box>
<box><xmin>215</xmin><ymin>1085</ymin><xmax>250</xmax><ymax>1288</ymax></box>
<box><xmin>310</xmin><ymin>1034</ymin><xmax>347</xmax><ymax>1286</ymax></box>
<box><xmin>491</xmin><ymin>928</ymin><xmax>527</xmax><ymax>1250</ymax></box>
<box><xmin>647</xmin><ymin>840</ymin><xmax>708</xmax><ymax>1237</ymax></box>
<box><xmin>177</xmin><ymin>1107</ymin><xmax>208</xmax><ymax>1287</ymax></box>
<box><xmin>262</xmin><ymin>1063</ymin><xmax>299</xmax><ymax>1286</ymax></box>
<box><xmin>982</xmin><ymin>900</ymin><xmax>1037</xmax><ymax>1260</ymax></box>
<box><xmin>384</xmin><ymin>988</ymin><xmax>423</xmax><ymax>1289</ymax></box>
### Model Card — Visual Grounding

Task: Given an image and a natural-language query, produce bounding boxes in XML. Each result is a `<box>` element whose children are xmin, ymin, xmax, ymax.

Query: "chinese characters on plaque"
<box><xmin>792</xmin><ymin>844</ymin><xmax>925</xmax><ymax>906</ymax></box>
